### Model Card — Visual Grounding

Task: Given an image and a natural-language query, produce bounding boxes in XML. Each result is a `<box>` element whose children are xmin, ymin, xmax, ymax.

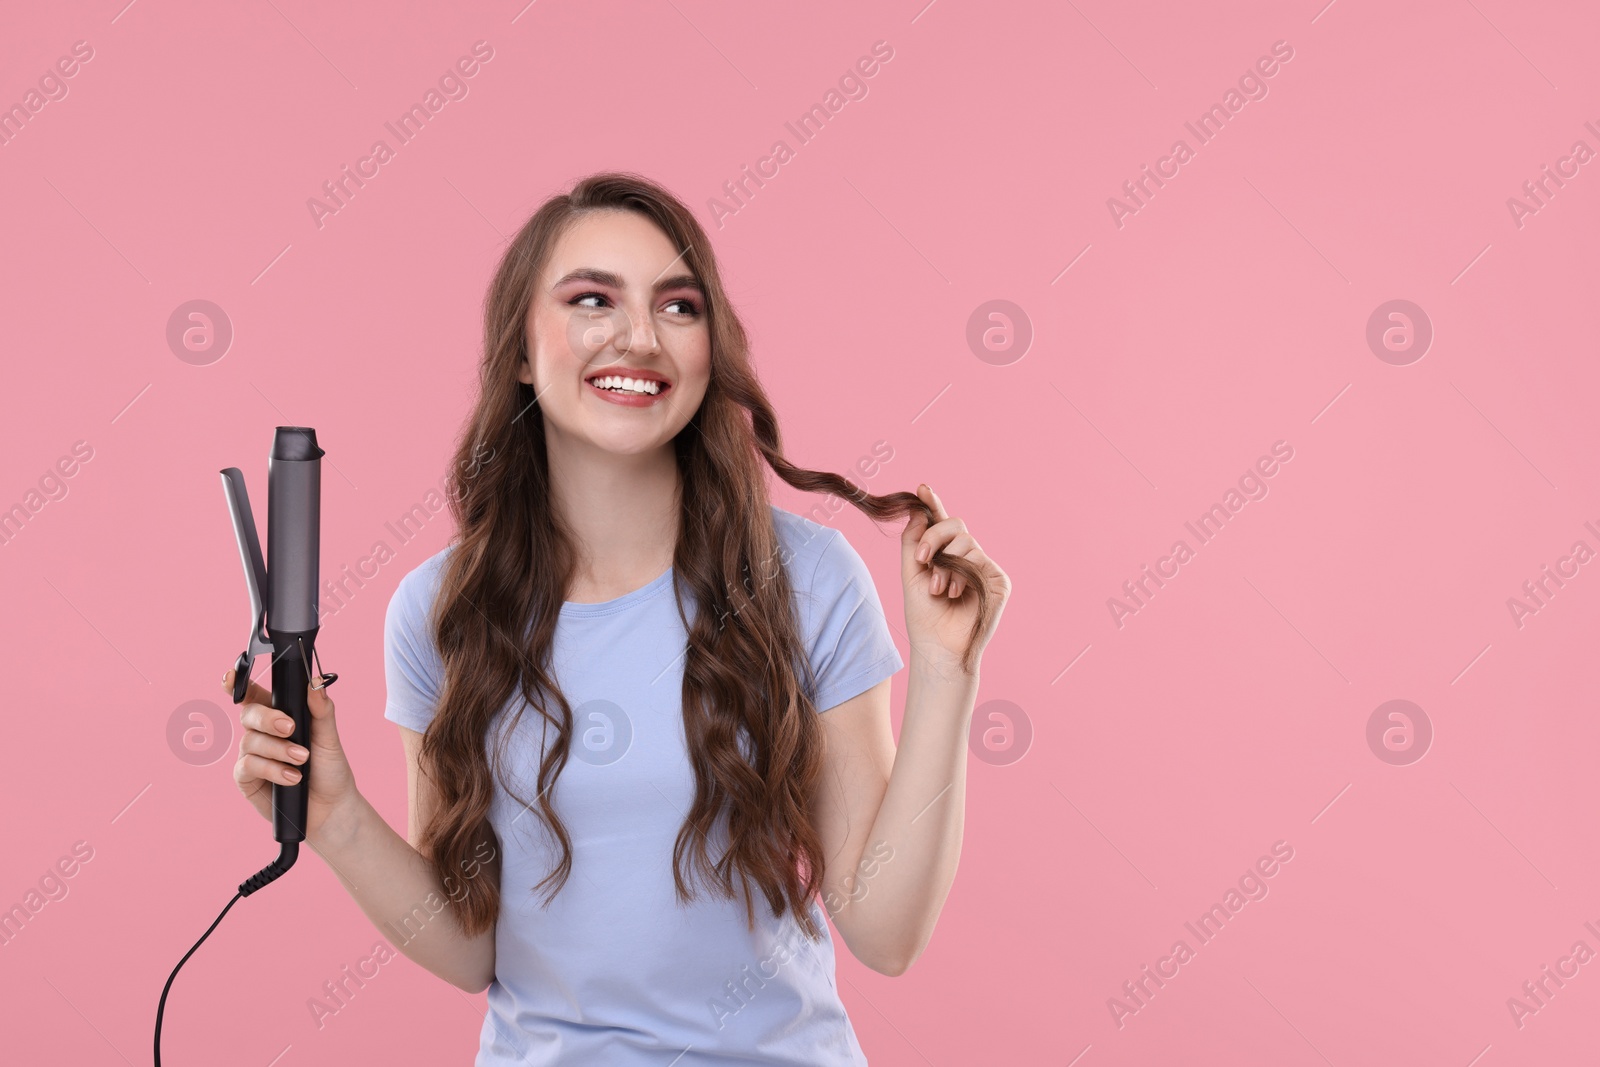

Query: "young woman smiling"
<box><xmin>223</xmin><ymin>172</ymin><xmax>1009</xmax><ymax>1065</ymax></box>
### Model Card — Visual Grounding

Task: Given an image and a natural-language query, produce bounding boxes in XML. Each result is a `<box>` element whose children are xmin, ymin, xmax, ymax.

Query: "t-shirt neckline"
<box><xmin>559</xmin><ymin>565</ymin><xmax>675</xmax><ymax>618</ymax></box>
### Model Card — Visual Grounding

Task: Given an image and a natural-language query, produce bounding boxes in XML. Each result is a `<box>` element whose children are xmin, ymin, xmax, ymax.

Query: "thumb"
<box><xmin>305</xmin><ymin>676</ymin><xmax>343</xmax><ymax>751</ymax></box>
<box><xmin>900</xmin><ymin>500</ymin><xmax>933</xmax><ymax>586</ymax></box>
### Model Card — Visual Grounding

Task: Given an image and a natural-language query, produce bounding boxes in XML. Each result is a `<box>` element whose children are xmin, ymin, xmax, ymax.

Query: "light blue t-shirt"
<box><xmin>383</xmin><ymin>504</ymin><xmax>905</xmax><ymax>1065</ymax></box>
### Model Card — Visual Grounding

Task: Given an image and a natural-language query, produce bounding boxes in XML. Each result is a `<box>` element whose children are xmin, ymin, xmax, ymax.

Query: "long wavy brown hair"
<box><xmin>417</xmin><ymin>171</ymin><xmax>994</xmax><ymax>941</ymax></box>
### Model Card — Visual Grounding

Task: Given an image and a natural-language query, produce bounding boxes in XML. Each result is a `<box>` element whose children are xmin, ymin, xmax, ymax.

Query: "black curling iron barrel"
<box><xmin>156</xmin><ymin>425</ymin><xmax>337</xmax><ymax>1066</ymax></box>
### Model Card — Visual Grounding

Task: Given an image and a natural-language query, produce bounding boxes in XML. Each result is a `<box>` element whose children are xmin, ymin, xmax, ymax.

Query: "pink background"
<box><xmin>3</xmin><ymin>0</ymin><xmax>1598</xmax><ymax>1063</ymax></box>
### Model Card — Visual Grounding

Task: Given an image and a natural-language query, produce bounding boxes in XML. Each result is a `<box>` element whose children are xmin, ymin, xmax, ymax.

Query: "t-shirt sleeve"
<box><xmin>383</xmin><ymin>565</ymin><xmax>446</xmax><ymax>733</ymax></box>
<box><xmin>799</xmin><ymin>528</ymin><xmax>905</xmax><ymax>713</ymax></box>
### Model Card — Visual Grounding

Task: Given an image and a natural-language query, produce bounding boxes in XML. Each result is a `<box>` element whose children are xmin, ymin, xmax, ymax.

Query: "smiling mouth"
<box><xmin>586</xmin><ymin>374</ymin><xmax>669</xmax><ymax>396</ymax></box>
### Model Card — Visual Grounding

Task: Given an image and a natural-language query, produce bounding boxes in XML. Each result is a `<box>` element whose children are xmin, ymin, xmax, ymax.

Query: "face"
<box><xmin>519</xmin><ymin>209</ymin><xmax>711</xmax><ymax>457</ymax></box>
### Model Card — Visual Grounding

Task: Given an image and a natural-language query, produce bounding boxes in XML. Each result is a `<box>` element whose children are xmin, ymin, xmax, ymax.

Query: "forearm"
<box><xmin>308</xmin><ymin>792</ymin><xmax>497</xmax><ymax>992</ymax></box>
<box><xmin>840</xmin><ymin>654</ymin><xmax>979</xmax><ymax>973</ymax></box>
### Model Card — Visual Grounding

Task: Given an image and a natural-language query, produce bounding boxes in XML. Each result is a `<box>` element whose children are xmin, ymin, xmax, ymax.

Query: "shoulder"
<box><xmin>768</xmin><ymin>505</ymin><xmax>903</xmax><ymax>707</ymax></box>
<box><xmin>769</xmin><ymin>503</ymin><xmax>838</xmax><ymax>573</ymax></box>
<box><xmin>387</xmin><ymin>543</ymin><xmax>457</xmax><ymax>622</ymax></box>
<box><xmin>767</xmin><ymin>503</ymin><xmax>885</xmax><ymax>607</ymax></box>
<box><xmin>770</xmin><ymin>504</ymin><xmax>862</xmax><ymax>583</ymax></box>
<box><xmin>382</xmin><ymin>545</ymin><xmax>458</xmax><ymax>726</ymax></box>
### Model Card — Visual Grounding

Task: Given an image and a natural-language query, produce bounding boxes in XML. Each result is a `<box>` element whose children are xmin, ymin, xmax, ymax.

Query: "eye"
<box><xmin>567</xmin><ymin>292</ymin><xmax>701</xmax><ymax>316</ymax></box>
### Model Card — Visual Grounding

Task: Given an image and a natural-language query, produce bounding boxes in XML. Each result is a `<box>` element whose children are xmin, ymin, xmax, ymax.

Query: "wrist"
<box><xmin>309</xmin><ymin>789</ymin><xmax>372</xmax><ymax>857</ymax></box>
<box><xmin>908</xmin><ymin>649</ymin><xmax>981</xmax><ymax>687</ymax></box>
<box><xmin>903</xmin><ymin>656</ymin><xmax>980</xmax><ymax>733</ymax></box>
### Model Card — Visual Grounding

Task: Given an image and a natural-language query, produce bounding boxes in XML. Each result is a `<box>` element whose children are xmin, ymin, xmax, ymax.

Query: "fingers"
<box><xmin>238</xmin><ymin>727</ymin><xmax>309</xmax><ymax>778</ymax></box>
<box><xmin>921</xmin><ymin>529</ymin><xmax>976</xmax><ymax>564</ymax></box>
<box><xmin>901</xmin><ymin>488</ymin><xmax>936</xmax><ymax>584</ymax></box>
<box><xmin>235</xmin><ymin>751</ymin><xmax>303</xmax><ymax>789</ymax></box>
<box><xmin>941</xmin><ymin>571</ymin><xmax>963</xmax><ymax>599</ymax></box>
<box><xmin>906</xmin><ymin>486</ymin><xmax>979</xmax><ymax>598</ymax></box>
<box><xmin>931</xmin><ymin>567</ymin><xmax>962</xmax><ymax>597</ymax></box>
<box><xmin>221</xmin><ymin>667</ymin><xmax>274</xmax><ymax>709</ymax></box>
<box><xmin>223</xmin><ymin>665</ymin><xmax>337</xmax><ymax>737</ymax></box>
<box><xmin>916</xmin><ymin>521</ymin><xmax>977</xmax><ymax>594</ymax></box>
<box><xmin>903</xmin><ymin>485</ymin><xmax>1010</xmax><ymax>612</ymax></box>
<box><xmin>902</xmin><ymin>483</ymin><xmax>945</xmax><ymax>542</ymax></box>
<box><xmin>237</xmin><ymin>694</ymin><xmax>297</xmax><ymax>738</ymax></box>
<box><xmin>901</xmin><ymin>500</ymin><xmax>932</xmax><ymax>545</ymax></box>
<box><xmin>233</xmin><ymin>680</ymin><xmax>310</xmax><ymax>792</ymax></box>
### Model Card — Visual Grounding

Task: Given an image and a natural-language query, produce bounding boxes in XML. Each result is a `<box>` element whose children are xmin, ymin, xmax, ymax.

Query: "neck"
<box><xmin>547</xmin><ymin>435</ymin><xmax>680</xmax><ymax>597</ymax></box>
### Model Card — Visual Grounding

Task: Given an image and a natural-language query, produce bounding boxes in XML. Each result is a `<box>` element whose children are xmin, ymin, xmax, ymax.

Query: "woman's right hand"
<box><xmin>223</xmin><ymin>667</ymin><xmax>360</xmax><ymax>847</ymax></box>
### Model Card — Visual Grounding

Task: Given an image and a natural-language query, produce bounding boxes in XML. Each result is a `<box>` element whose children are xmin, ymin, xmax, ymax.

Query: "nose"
<box><xmin>613</xmin><ymin>302</ymin><xmax>660</xmax><ymax>356</ymax></box>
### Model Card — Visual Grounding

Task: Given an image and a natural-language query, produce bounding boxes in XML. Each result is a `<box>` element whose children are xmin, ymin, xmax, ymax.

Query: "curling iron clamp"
<box><xmin>155</xmin><ymin>425</ymin><xmax>338</xmax><ymax>1065</ymax></box>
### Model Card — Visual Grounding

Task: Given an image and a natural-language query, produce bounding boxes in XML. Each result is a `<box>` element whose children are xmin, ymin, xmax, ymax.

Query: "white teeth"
<box><xmin>590</xmin><ymin>376</ymin><xmax>662</xmax><ymax>395</ymax></box>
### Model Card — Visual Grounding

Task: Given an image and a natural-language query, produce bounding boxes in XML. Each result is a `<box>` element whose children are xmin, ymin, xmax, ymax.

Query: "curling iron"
<box><xmin>154</xmin><ymin>426</ymin><xmax>338</xmax><ymax>1065</ymax></box>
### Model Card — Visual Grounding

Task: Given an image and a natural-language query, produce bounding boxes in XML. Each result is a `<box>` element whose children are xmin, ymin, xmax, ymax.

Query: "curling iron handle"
<box><xmin>268</xmin><ymin>629</ymin><xmax>316</xmax><ymax>844</ymax></box>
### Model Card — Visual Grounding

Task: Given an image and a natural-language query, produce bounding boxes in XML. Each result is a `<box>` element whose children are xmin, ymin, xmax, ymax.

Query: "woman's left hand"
<box><xmin>900</xmin><ymin>484</ymin><xmax>1010</xmax><ymax>669</ymax></box>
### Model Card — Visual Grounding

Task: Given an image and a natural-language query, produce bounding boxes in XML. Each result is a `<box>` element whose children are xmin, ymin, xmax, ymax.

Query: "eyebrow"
<box><xmin>550</xmin><ymin>267</ymin><xmax>704</xmax><ymax>294</ymax></box>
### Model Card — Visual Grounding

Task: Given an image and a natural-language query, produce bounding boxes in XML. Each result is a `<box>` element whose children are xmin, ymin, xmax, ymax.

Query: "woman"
<box><xmin>223</xmin><ymin>172</ymin><xmax>1009</xmax><ymax>1064</ymax></box>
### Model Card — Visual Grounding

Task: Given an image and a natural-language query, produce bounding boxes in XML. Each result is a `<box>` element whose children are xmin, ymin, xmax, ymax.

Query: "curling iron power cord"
<box><xmin>153</xmin><ymin>841</ymin><xmax>300</xmax><ymax>1066</ymax></box>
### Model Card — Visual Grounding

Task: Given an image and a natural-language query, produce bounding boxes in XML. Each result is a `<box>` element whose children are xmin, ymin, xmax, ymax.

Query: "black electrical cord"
<box><xmin>154</xmin><ymin>840</ymin><xmax>299</xmax><ymax>1066</ymax></box>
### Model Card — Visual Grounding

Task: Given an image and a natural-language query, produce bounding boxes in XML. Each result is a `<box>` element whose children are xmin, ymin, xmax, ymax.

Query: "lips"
<box><xmin>583</xmin><ymin>370</ymin><xmax>672</xmax><ymax>407</ymax></box>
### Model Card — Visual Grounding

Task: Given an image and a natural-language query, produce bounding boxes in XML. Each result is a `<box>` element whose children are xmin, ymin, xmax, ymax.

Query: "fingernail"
<box><xmin>284</xmin><ymin>769</ymin><xmax>301</xmax><ymax>782</ymax></box>
<box><xmin>917</xmin><ymin>543</ymin><xmax>930</xmax><ymax>562</ymax></box>
<box><xmin>288</xmin><ymin>745</ymin><xmax>309</xmax><ymax>762</ymax></box>
<box><xmin>277</xmin><ymin>718</ymin><xmax>295</xmax><ymax>735</ymax></box>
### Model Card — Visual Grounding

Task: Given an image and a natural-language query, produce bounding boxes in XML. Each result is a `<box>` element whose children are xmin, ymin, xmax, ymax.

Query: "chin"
<box><xmin>587</xmin><ymin>431</ymin><xmax>673</xmax><ymax>456</ymax></box>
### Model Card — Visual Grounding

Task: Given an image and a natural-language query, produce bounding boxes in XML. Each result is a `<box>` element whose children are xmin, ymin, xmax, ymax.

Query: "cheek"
<box><xmin>684</xmin><ymin>337</ymin><xmax>713</xmax><ymax>386</ymax></box>
<box><xmin>530</xmin><ymin>305</ymin><xmax>596</xmax><ymax>369</ymax></box>
<box><xmin>681</xmin><ymin>366</ymin><xmax>712</xmax><ymax>405</ymax></box>
<box><xmin>547</xmin><ymin>320</ymin><xmax>588</xmax><ymax>365</ymax></box>
<box><xmin>528</xmin><ymin>323</ymin><xmax>587</xmax><ymax>382</ymax></box>
<box><xmin>689</xmin><ymin>352</ymin><xmax>711</xmax><ymax>383</ymax></box>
